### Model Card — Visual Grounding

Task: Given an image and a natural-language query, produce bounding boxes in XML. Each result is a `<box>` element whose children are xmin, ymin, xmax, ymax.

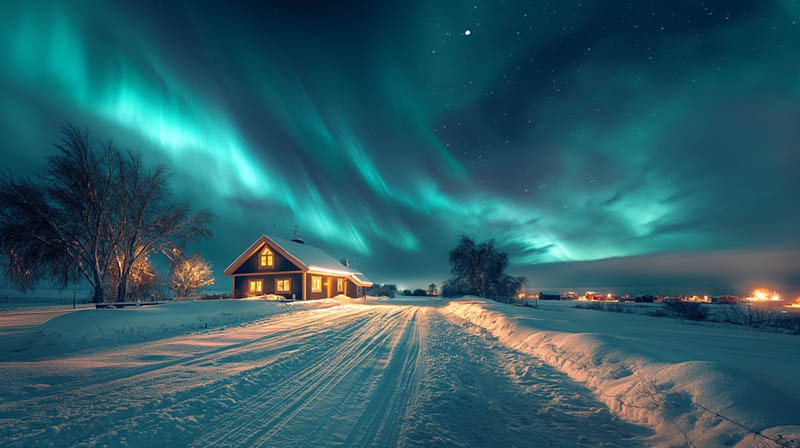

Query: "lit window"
<box><xmin>311</xmin><ymin>276</ymin><xmax>322</xmax><ymax>292</ymax></box>
<box><xmin>276</xmin><ymin>278</ymin><xmax>291</xmax><ymax>293</ymax></box>
<box><xmin>249</xmin><ymin>280</ymin><xmax>263</xmax><ymax>293</ymax></box>
<box><xmin>260</xmin><ymin>248</ymin><xmax>273</xmax><ymax>268</ymax></box>
<box><xmin>337</xmin><ymin>278</ymin><xmax>344</xmax><ymax>292</ymax></box>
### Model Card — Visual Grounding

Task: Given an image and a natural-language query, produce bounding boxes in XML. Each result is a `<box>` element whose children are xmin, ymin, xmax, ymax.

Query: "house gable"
<box><xmin>230</xmin><ymin>240</ymin><xmax>302</xmax><ymax>275</ymax></box>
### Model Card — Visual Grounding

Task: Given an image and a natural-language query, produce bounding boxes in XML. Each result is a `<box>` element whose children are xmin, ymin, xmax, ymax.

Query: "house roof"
<box><xmin>224</xmin><ymin>235</ymin><xmax>372</xmax><ymax>286</ymax></box>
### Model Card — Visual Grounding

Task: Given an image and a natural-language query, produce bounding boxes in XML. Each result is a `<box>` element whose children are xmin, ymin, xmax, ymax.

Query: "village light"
<box><xmin>745</xmin><ymin>288</ymin><xmax>781</xmax><ymax>302</ymax></box>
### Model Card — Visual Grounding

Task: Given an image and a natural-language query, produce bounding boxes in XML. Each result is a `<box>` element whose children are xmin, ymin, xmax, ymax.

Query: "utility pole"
<box><xmin>73</xmin><ymin>291</ymin><xmax>76</xmax><ymax>309</ymax></box>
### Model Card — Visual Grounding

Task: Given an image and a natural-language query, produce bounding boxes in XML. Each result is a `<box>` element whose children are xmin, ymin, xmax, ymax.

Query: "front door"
<box><xmin>326</xmin><ymin>277</ymin><xmax>332</xmax><ymax>298</ymax></box>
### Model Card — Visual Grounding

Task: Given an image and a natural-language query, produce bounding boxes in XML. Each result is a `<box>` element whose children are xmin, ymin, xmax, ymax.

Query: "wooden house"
<box><xmin>224</xmin><ymin>235</ymin><xmax>373</xmax><ymax>300</ymax></box>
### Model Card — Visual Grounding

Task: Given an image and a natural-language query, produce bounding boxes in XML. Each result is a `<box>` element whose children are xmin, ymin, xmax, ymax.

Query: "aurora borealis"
<box><xmin>1</xmin><ymin>1</ymin><xmax>799</xmax><ymax>293</ymax></box>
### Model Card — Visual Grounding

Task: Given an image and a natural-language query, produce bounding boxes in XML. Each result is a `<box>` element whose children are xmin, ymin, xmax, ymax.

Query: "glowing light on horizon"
<box><xmin>745</xmin><ymin>288</ymin><xmax>781</xmax><ymax>302</ymax></box>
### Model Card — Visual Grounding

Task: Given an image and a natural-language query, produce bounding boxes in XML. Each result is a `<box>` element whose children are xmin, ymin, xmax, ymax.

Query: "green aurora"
<box><xmin>1</xmin><ymin>1</ymin><xmax>799</xmax><ymax>291</ymax></box>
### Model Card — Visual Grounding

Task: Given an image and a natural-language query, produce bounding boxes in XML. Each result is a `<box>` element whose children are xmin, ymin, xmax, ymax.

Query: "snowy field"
<box><xmin>0</xmin><ymin>297</ymin><xmax>797</xmax><ymax>447</ymax></box>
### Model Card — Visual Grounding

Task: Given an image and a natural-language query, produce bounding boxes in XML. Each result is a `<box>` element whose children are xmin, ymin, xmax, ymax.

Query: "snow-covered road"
<box><xmin>0</xmin><ymin>304</ymin><xmax>648</xmax><ymax>447</ymax></box>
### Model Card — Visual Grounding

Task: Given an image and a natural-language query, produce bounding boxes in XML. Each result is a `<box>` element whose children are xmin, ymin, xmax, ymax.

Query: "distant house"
<box><xmin>711</xmin><ymin>295</ymin><xmax>739</xmax><ymax>305</ymax></box>
<box><xmin>224</xmin><ymin>235</ymin><xmax>373</xmax><ymax>300</ymax></box>
<box><xmin>538</xmin><ymin>291</ymin><xmax>561</xmax><ymax>300</ymax></box>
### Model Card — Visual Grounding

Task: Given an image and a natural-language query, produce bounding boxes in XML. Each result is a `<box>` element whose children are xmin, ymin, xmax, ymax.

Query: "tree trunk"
<box><xmin>117</xmin><ymin>269</ymin><xmax>129</xmax><ymax>302</ymax></box>
<box><xmin>92</xmin><ymin>285</ymin><xmax>104</xmax><ymax>303</ymax></box>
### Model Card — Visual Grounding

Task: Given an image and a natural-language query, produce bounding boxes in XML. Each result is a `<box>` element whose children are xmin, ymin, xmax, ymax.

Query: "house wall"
<box><xmin>234</xmin><ymin>273</ymin><xmax>303</xmax><ymax>299</ymax></box>
<box><xmin>305</xmin><ymin>274</ymin><xmax>352</xmax><ymax>300</ymax></box>
<box><xmin>346</xmin><ymin>281</ymin><xmax>358</xmax><ymax>298</ymax></box>
<box><xmin>232</xmin><ymin>242</ymin><xmax>301</xmax><ymax>275</ymax></box>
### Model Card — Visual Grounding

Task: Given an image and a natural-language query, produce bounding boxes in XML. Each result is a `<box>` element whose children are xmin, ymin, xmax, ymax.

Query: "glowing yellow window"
<box><xmin>260</xmin><ymin>248</ymin><xmax>273</xmax><ymax>268</ymax></box>
<box><xmin>249</xmin><ymin>280</ymin><xmax>263</xmax><ymax>293</ymax></box>
<box><xmin>337</xmin><ymin>278</ymin><xmax>344</xmax><ymax>292</ymax></box>
<box><xmin>311</xmin><ymin>276</ymin><xmax>322</xmax><ymax>293</ymax></box>
<box><xmin>276</xmin><ymin>278</ymin><xmax>291</xmax><ymax>293</ymax></box>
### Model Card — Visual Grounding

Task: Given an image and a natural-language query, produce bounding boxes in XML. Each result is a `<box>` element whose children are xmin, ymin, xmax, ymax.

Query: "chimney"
<box><xmin>341</xmin><ymin>258</ymin><xmax>351</xmax><ymax>268</ymax></box>
<box><xmin>291</xmin><ymin>226</ymin><xmax>304</xmax><ymax>244</ymax></box>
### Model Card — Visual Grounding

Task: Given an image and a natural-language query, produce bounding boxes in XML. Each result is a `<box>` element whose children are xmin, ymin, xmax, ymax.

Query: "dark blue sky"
<box><xmin>1</xmin><ymin>1</ymin><xmax>799</xmax><ymax>294</ymax></box>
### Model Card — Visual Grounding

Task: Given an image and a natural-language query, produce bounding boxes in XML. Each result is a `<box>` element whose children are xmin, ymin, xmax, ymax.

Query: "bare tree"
<box><xmin>0</xmin><ymin>124</ymin><xmax>212</xmax><ymax>303</ymax></box>
<box><xmin>170</xmin><ymin>253</ymin><xmax>214</xmax><ymax>298</ymax></box>
<box><xmin>0</xmin><ymin>125</ymin><xmax>119</xmax><ymax>302</ymax></box>
<box><xmin>111</xmin><ymin>150</ymin><xmax>212</xmax><ymax>302</ymax></box>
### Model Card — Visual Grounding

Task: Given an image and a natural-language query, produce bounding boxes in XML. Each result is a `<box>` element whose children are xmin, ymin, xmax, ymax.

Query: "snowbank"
<box><xmin>7</xmin><ymin>299</ymin><xmax>340</xmax><ymax>359</ymax></box>
<box><xmin>442</xmin><ymin>299</ymin><xmax>800</xmax><ymax>447</ymax></box>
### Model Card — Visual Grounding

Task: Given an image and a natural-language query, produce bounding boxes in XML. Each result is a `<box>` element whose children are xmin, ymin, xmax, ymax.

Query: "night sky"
<box><xmin>1</xmin><ymin>1</ymin><xmax>799</xmax><ymax>294</ymax></box>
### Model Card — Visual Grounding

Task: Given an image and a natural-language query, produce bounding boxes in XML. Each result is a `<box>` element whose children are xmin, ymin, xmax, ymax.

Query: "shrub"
<box><xmin>664</xmin><ymin>301</ymin><xmax>707</xmax><ymax>321</ymax></box>
<box><xmin>574</xmin><ymin>302</ymin><xmax>632</xmax><ymax>314</ymax></box>
<box><xmin>365</xmin><ymin>284</ymin><xmax>397</xmax><ymax>298</ymax></box>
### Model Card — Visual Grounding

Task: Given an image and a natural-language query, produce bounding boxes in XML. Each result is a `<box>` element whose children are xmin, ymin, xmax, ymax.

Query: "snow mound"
<box><xmin>241</xmin><ymin>294</ymin><xmax>286</xmax><ymax>301</ymax></box>
<box><xmin>442</xmin><ymin>299</ymin><xmax>800</xmax><ymax>448</ymax></box>
<box><xmin>360</xmin><ymin>295</ymin><xmax>392</xmax><ymax>301</ymax></box>
<box><xmin>331</xmin><ymin>295</ymin><xmax>392</xmax><ymax>305</ymax></box>
<box><xmin>10</xmin><ymin>299</ymin><xmax>340</xmax><ymax>358</ymax></box>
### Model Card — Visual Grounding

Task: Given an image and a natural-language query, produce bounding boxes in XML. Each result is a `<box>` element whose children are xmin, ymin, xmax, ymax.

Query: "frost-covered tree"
<box><xmin>0</xmin><ymin>124</ymin><xmax>212</xmax><ymax>303</ymax></box>
<box><xmin>106</xmin><ymin>250</ymin><xmax>159</xmax><ymax>302</ymax></box>
<box><xmin>170</xmin><ymin>253</ymin><xmax>214</xmax><ymax>298</ymax></box>
<box><xmin>0</xmin><ymin>126</ymin><xmax>119</xmax><ymax>302</ymax></box>
<box><xmin>111</xmin><ymin>150</ymin><xmax>212</xmax><ymax>302</ymax></box>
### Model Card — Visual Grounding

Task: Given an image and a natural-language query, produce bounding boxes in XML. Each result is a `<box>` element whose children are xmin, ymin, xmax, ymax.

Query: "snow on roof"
<box><xmin>351</xmin><ymin>273</ymin><xmax>373</xmax><ymax>287</ymax></box>
<box><xmin>268</xmin><ymin>236</ymin><xmax>361</xmax><ymax>275</ymax></box>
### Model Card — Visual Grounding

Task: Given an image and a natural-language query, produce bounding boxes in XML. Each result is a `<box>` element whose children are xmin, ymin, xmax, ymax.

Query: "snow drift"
<box><xmin>8</xmin><ymin>299</ymin><xmax>340</xmax><ymax>358</ymax></box>
<box><xmin>442</xmin><ymin>299</ymin><xmax>800</xmax><ymax>448</ymax></box>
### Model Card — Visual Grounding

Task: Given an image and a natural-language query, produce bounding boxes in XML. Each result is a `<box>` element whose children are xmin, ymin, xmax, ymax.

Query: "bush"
<box><xmin>718</xmin><ymin>304</ymin><xmax>800</xmax><ymax>334</ymax></box>
<box><xmin>574</xmin><ymin>302</ymin><xmax>632</xmax><ymax>314</ymax></box>
<box><xmin>412</xmin><ymin>289</ymin><xmax>427</xmax><ymax>296</ymax></box>
<box><xmin>365</xmin><ymin>283</ymin><xmax>397</xmax><ymax>298</ymax></box>
<box><xmin>440</xmin><ymin>279</ymin><xmax>469</xmax><ymax>298</ymax></box>
<box><xmin>664</xmin><ymin>301</ymin><xmax>707</xmax><ymax>321</ymax></box>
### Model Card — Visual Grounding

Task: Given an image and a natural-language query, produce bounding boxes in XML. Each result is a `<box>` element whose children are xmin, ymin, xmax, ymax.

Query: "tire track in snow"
<box><xmin>193</xmin><ymin>306</ymin><xmax>413</xmax><ymax>447</ymax></box>
<box><xmin>339</xmin><ymin>306</ymin><xmax>427</xmax><ymax>447</ymax></box>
